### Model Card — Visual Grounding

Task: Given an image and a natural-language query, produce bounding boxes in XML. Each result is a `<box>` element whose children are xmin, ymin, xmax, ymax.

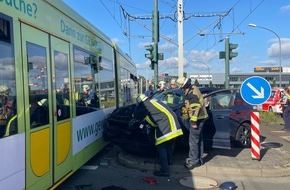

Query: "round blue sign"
<box><xmin>240</xmin><ymin>76</ymin><xmax>271</xmax><ymax>105</ymax></box>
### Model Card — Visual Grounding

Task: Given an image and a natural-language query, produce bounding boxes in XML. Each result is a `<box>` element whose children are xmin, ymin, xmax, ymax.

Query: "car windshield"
<box><xmin>152</xmin><ymin>89</ymin><xmax>184</xmax><ymax>105</ymax></box>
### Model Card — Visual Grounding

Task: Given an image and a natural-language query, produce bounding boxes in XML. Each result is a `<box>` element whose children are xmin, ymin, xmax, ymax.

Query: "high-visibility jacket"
<box><xmin>287</xmin><ymin>94</ymin><xmax>290</xmax><ymax>106</ymax></box>
<box><xmin>134</xmin><ymin>99</ymin><xmax>183</xmax><ymax>145</ymax></box>
<box><xmin>182</xmin><ymin>85</ymin><xmax>208</xmax><ymax>125</ymax></box>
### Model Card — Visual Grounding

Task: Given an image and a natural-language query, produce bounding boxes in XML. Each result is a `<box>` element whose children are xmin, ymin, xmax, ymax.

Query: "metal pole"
<box><xmin>153</xmin><ymin>0</ymin><xmax>159</xmax><ymax>85</ymax></box>
<box><xmin>225</xmin><ymin>37</ymin><xmax>230</xmax><ymax>88</ymax></box>
<box><xmin>145</xmin><ymin>67</ymin><xmax>148</xmax><ymax>91</ymax></box>
<box><xmin>177</xmin><ymin>0</ymin><xmax>184</xmax><ymax>77</ymax></box>
<box><xmin>248</xmin><ymin>24</ymin><xmax>282</xmax><ymax>87</ymax></box>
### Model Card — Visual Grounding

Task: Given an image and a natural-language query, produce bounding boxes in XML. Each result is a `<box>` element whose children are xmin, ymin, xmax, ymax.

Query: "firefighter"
<box><xmin>156</xmin><ymin>81</ymin><xmax>166</xmax><ymax>94</ymax></box>
<box><xmin>176</xmin><ymin>76</ymin><xmax>208</xmax><ymax>170</ymax></box>
<box><xmin>282</xmin><ymin>88</ymin><xmax>290</xmax><ymax>131</ymax></box>
<box><xmin>133</xmin><ymin>94</ymin><xmax>183</xmax><ymax>177</ymax></box>
<box><xmin>0</xmin><ymin>85</ymin><xmax>17</xmax><ymax>137</ymax></box>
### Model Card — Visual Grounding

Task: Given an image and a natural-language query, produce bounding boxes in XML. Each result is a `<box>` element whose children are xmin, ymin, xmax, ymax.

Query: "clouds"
<box><xmin>112</xmin><ymin>38</ymin><xmax>126</xmax><ymax>46</ymax></box>
<box><xmin>136</xmin><ymin>40</ymin><xmax>220</xmax><ymax>76</ymax></box>
<box><xmin>189</xmin><ymin>49</ymin><xmax>218</xmax><ymax>63</ymax></box>
<box><xmin>267</xmin><ymin>38</ymin><xmax>290</xmax><ymax>59</ymax></box>
<box><xmin>280</xmin><ymin>5</ymin><xmax>290</xmax><ymax>13</ymax></box>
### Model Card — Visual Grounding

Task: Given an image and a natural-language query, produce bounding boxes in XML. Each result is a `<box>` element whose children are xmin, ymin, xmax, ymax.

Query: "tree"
<box><xmin>272</xmin><ymin>79</ymin><xmax>276</xmax><ymax>88</ymax></box>
<box><xmin>209</xmin><ymin>81</ymin><xmax>213</xmax><ymax>87</ymax></box>
<box><xmin>194</xmin><ymin>79</ymin><xmax>199</xmax><ymax>86</ymax></box>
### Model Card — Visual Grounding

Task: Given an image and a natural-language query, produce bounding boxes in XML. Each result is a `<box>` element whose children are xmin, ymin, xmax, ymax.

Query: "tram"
<box><xmin>0</xmin><ymin>0</ymin><xmax>138</xmax><ymax>189</ymax></box>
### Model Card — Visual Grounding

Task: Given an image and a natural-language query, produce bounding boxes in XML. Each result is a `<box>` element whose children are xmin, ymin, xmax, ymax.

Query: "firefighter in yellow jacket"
<box><xmin>176</xmin><ymin>76</ymin><xmax>208</xmax><ymax>170</ymax></box>
<box><xmin>133</xmin><ymin>94</ymin><xmax>183</xmax><ymax>177</ymax></box>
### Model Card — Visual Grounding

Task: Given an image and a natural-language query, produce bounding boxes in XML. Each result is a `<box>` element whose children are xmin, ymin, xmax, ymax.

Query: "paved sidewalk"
<box><xmin>118</xmin><ymin>145</ymin><xmax>290</xmax><ymax>177</ymax></box>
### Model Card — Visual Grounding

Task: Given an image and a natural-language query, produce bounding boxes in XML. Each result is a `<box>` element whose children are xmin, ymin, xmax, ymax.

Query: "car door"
<box><xmin>203</xmin><ymin>90</ymin><xmax>232</xmax><ymax>149</ymax></box>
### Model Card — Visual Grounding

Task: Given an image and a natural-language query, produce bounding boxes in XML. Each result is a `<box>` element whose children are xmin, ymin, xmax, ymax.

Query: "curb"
<box><xmin>117</xmin><ymin>150</ymin><xmax>290</xmax><ymax>177</ymax></box>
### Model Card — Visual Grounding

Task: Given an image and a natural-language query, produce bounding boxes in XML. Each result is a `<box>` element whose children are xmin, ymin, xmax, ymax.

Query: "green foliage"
<box><xmin>271</xmin><ymin>80</ymin><xmax>276</xmax><ymax>87</ymax></box>
<box><xmin>209</xmin><ymin>80</ymin><xmax>213</xmax><ymax>87</ymax></box>
<box><xmin>259</xmin><ymin>111</ymin><xmax>283</xmax><ymax>126</ymax></box>
<box><xmin>194</xmin><ymin>79</ymin><xmax>199</xmax><ymax>86</ymax></box>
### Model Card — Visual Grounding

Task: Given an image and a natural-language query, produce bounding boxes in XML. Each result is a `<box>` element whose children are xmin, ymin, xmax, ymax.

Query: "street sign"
<box><xmin>240</xmin><ymin>76</ymin><xmax>271</xmax><ymax>105</ymax></box>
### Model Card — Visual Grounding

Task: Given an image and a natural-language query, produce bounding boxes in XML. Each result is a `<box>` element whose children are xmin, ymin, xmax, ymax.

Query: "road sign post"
<box><xmin>240</xmin><ymin>76</ymin><xmax>270</xmax><ymax>161</ymax></box>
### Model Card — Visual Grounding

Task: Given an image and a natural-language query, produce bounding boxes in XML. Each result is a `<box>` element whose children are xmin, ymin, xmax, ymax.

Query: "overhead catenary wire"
<box><xmin>99</xmin><ymin>0</ymin><xmax>266</xmax><ymax>70</ymax></box>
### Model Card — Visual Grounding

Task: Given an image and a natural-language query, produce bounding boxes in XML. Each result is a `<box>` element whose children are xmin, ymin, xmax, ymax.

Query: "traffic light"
<box><xmin>220</xmin><ymin>39</ymin><xmax>239</xmax><ymax>60</ymax></box>
<box><xmin>229</xmin><ymin>43</ymin><xmax>238</xmax><ymax>60</ymax></box>
<box><xmin>145</xmin><ymin>43</ymin><xmax>157</xmax><ymax>69</ymax></box>
<box><xmin>145</xmin><ymin>44</ymin><xmax>156</xmax><ymax>62</ymax></box>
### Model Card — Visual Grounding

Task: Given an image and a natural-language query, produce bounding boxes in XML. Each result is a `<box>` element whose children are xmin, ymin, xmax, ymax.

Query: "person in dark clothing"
<box><xmin>282</xmin><ymin>88</ymin><xmax>290</xmax><ymax>131</ymax></box>
<box><xmin>176</xmin><ymin>76</ymin><xmax>208</xmax><ymax>170</ymax></box>
<box><xmin>145</xmin><ymin>84</ymin><xmax>155</xmax><ymax>98</ymax></box>
<box><xmin>133</xmin><ymin>94</ymin><xmax>183</xmax><ymax>177</ymax></box>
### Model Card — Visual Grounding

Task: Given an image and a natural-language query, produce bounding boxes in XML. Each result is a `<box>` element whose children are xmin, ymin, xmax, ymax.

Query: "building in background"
<box><xmin>154</xmin><ymin>67</ymin><xmax>290</xmax><ymax>89</ymax></box>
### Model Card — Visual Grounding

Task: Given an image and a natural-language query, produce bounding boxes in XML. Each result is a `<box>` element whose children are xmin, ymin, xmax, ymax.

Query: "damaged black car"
<box><xmin>103</xmin><ymin>88</ymin><xmax>253</xmax><ymax>155</ymax></box>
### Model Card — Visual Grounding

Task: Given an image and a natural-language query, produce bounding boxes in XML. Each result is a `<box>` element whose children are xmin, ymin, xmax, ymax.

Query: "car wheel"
<box><xmin>234</xmin><ymin>123</ymin><xmax>251</xmax><ymax>148</ymax></box>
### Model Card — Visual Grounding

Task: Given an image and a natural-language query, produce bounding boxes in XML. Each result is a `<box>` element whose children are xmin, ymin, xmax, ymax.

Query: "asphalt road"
<box><xmin>56</xmin><ymin>122</ymin><xmax>290</xmax><ymax>190</ymax></box>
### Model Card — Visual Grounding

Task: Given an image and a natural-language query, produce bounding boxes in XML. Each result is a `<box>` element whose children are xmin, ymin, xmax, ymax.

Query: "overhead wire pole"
<box><xmin>177</xmin><ymin>0</ymin><xmax>184</xmax><ymax>78</ymax></box>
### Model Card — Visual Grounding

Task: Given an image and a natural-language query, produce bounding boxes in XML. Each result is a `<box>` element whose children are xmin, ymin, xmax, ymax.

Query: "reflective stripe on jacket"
<box><xmin>142</xmin><ymin>99</ymin><xmax>183</xmax><ymax>145</ymax></box>
<box><xmin>184</xmin><ymin>85</ymin><xmax>208</xmax><ymax>124</ymax></box>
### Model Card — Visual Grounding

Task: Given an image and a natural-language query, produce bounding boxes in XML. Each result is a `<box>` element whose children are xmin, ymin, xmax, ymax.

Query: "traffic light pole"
<box><xmin>144</xmin><ymin>0</ymin><xmax>163</xmax><ymax>88</ymax></box>
<box><xmin>153</xmin><ymin>0</ymin><xmax>159</xmax><ymax>86</ymax></box>
<box><xmin>225</xmin><ymin>37</ymin><xmax>230</xmax><ymax>88</ymax></box>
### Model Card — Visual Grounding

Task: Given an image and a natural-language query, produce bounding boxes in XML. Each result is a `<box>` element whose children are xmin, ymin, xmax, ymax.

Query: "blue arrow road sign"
<box><xmin>240</xmin><ymin>76</ymin><xmax>271</xmax><ymax>105</ymax></box>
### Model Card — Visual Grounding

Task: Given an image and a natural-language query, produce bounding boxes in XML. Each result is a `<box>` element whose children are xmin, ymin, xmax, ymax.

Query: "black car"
<box><xmin>103</xmin><ymin>88</ymin><xmax>253</xmax><ymax>155</ymax></box>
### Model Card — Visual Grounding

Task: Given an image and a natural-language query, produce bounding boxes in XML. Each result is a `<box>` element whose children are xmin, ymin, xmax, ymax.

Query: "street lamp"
<box><xmin>248</xmin><ymin>23</ymin><xmax>282</xmax><ymax>87</ymax></box>
<box><xmin>192</xmin><ymin>60</ymin><xmax>211</xmax><ymax>82</ymax></box>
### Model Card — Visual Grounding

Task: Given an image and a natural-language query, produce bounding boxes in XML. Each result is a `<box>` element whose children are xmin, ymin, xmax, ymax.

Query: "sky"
<box><xmin>62</xmin><ymin>0</ymin><xmax>290</xmax><ymax>79</ymax></box>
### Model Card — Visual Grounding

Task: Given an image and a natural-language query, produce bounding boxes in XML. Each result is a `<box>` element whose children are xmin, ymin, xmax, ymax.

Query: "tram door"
<box><xmin>21</xmin><ymin>24</ymin><xmax>72</xmax><ymax>189</ymax></box>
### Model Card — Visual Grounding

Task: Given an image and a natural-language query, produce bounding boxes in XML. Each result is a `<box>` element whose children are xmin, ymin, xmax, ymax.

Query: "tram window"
<box><xmin>73</xmin><ymin>47</ymin><xmax>100</xmax><ymax>116</ymax></box>
<box><xmin>27</xmin><ymin>42</ymin><xmax>49</xmax><ymax>128</ymax></box>
<box><xmin>54</xmin><ymin>50</ymin><xmax>70</xmax><ymax>121</ymax></box>
<box><xmin>0</xmin><ymin>14</ymin><xmax>17</xmax><ymax>138</ymax></box>
<box><xmin>99</xmin><ymin>57</ymin><xmax>115</xmax><ymax>108</ymax></box>
<box><xmin>0</xmin><ymin>16</ymin><xmax>11</xmax><ymax>43</ymax></box>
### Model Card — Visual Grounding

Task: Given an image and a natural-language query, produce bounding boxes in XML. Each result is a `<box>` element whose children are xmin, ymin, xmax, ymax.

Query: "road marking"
<box><xmin>280</xmin><ymin>136</ymin><xmax>290</xmax><ymax>143</ymax></box>
<box><xmin>81</xmin><ymin>165</ymin><xmax>99</xmax><ymax>170</ymax></box>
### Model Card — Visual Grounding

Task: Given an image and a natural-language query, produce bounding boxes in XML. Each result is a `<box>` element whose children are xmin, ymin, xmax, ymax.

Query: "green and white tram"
<box><xmin>0</xmin><ymin>0</ymin><xmax>138</xmax><ymax>189</ymax></box>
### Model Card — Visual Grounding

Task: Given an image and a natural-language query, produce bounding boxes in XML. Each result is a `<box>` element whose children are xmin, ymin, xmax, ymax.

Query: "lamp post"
<box><xmin>192</xmin><ymin>60</ymin><xmax>211</xmax><ymax>83</ymax></box>
<box><xmin>248</xmin><ymin>23</ymin><xmax>282</xmax><ymax>87</ymax></box>
<box><xmin>145</xmin><ymin>67</ymin><xmax>148</xmax><ymax>91</ymax></box>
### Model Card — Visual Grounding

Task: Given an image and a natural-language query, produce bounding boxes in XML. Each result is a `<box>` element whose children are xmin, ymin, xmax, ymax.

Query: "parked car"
<box><xmin>256</xmin><ymin>88</ymin><xmax>284</xmax><ymax>114</ymax></box>
<box><xmin>103</xmin><ymin>88</ymin><xmax>253</xmax><ymax>155</ymax></box>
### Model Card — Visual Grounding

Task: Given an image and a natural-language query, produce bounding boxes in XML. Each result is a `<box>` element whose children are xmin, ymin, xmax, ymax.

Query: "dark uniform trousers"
<box><xmin>156</xmin><ymin>140</ymin><xmax>173</xmax><ymax>173</ymax></box>
<box><xmin>284</xmin><ymin>106</ymin><xmax>290</xmax><ymax>130</ymax></box>
<box><xmin>185</xmin><ymin>119</ymin><xmax>207</xmax><ymax>165</ymax></box>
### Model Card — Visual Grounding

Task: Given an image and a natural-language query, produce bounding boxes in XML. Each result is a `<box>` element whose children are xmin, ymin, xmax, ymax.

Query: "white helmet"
<box><xmin>82</xmin><ymin>84</ymin><xmax>90</xmax><ymax>91</ymax></box>
<box><xmin>176</xmin><ymin>76</ymin><xmax>191</xmax><ymax>89</ymax></box>
<box><xmin>158</xmin><ymin>81</ymin><xmax>166</xmax><ymax>89</ymax></box>
<box><xmin>136</xmin><ymin>94</ymin><xmax>148</xmax><ymax>104</ymax></box>
<box><xmin>0</xmin><ymin>85</ymin><xmax>10</xmax><ymax>96</ymax></box>
<box><xmin>170</xmin><ymin>78</ymin><xmax>176</xmax><ymax>85</ymax></box>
